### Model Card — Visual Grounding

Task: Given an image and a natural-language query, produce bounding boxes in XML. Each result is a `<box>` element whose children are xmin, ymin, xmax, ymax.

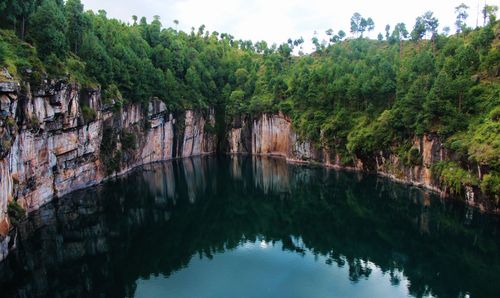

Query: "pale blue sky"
<box><xmin>81</xmin><ymin>0</ymin><xmax>497</xmax><ymax>50</ymax></box>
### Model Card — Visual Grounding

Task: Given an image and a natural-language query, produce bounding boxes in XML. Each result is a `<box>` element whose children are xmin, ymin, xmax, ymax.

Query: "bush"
<box><xmin>45</xmin><ymin>53</ymin><xmax>66</xmax><ymax>77</ymax></box>
<box><xmin>407</xmin><ymin>148</ymin><xmax>422</xmax><ymax>166</ymax></box>
<box><xmin>204</xmin><ymin>123</ymin><xmax>215</xmax><ymax>134</ymax></box>
<box><xmin>1</xmin><ymin>139</ymin><xmax>12</xmax><ymax>152</ymax></box>
<box><xmin>103</xmin><ymin>84</ymin><xmax>123</xmax><ymax>106</ymax></box>
<box><xmin>431</xmin><ymin>161</ymin><xmax>478</xmax><ymax>195</ymax></box>
<box><xmin>467</xmin><ymin>115</ymin><xmax>500</xmax><ymax>170</ymax></box>
<box><xmin>29</xmin><ymin>115</ymin><xmax>41</xmax><ymax>130</ymax></box>
<box><xmin>100</xmin><ymin>125</ymin><xmax>120</xmax><ymax>174</ymax></box>
<box><xmin>5</xmin><ymin>116</ymin><xmax>16</xmax><ymax>128</ymax></box>
<box><xmin>81</xmin><ymin>105</ymin><xmax>97</xmax><ymax>122</ymax></box>
<box><xmin>8</xmin><ymin>201</ymin><xmax>26</xmax><ymax>227</ymax></box>
<box><xmin>66</xmin><ymin>55</ymin><xmax>95</xmax><ymax>87</ymax></box>
<box><xmin>121</xmin><ymin>130</ymin><xmax>137</xmax><ymax>151</ymax></box>
<box><xmin>480</xmin><ymin>173</ymin><xmax>500</xmax><ymax>202</ymax></box>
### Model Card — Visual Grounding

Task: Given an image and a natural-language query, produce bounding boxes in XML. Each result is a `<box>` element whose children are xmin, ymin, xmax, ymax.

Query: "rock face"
<box><xmin>227</xmin><ymin>113</ymin><xmax>492</xmax><ymax>211</ymax></box>
<box><xmin>374</xmin><ymin>134</ymin><xmax>446</xmax><ymax>193</ymax></box>
<box><xmin>228</xmin><ymin>113</ymin><xmax>331</xmax><ymax>164</ymax></box>
<box><xmin>228</xmin><ymin>113</ymin><xmax>323</xmax><ymax>161</ymax></box>
<box><xmin>0</xmin><ymin>79</ymin><xmax>216</xmax><ymax>261</ymax></box>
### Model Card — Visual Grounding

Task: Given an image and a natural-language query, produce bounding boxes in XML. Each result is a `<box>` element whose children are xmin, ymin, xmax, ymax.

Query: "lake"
<box><xmin>0</xmin><ymin>156</ymin><xmax>498</xmax><ymax>298</ymax></box>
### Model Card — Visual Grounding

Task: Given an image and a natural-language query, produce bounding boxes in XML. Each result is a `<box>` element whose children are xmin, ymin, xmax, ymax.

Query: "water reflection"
<box><xmin>0</xmin><ymin>155</ymin><xmax>498</xmax><ymax>298</ymax></box>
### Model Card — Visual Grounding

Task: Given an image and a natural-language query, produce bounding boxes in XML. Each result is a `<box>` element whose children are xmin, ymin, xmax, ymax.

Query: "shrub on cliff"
<box><xmin>100</xmin><ymin>125</ymin><xmax>120</xmax><ymax>174</ymax></box>
<box><xmin>81</xmin><ymin>105</ymin><xmax>97</xmax><ymax>122</ymax></box>
<box><xmin>407</xmin><ymin>148</ymin><xmax>423</xmax><ymax>166</ymax></box>
<box><xmin>481</xmin><ymin>173</ymin><xmax>500</xmax><ymax>203</ymax></box>
<box><xmin>121</xmin><ymin>130</ymin><xmax>137</xmax><ymax>151</ymax></box>
<box><xmin>103</xmin><ymin>84</ymin><xmax>124</xmax><ymax>107</ymax></box>
<box><xmin>432</xmin><ymin>161</ymin><xmax>479</xmax><ymax>195</ymax></box>
<box><xmin>7</xmin><ymin>201</ymin><xmax>26</xmax><ymax>227</ymax></box>
<box><xmin>466</xmin><ymin>107</ymin><xmax>500</xmax><ymax>170</ymax></box>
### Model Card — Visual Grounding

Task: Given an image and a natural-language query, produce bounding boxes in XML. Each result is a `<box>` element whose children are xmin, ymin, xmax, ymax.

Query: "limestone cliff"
<box><xmin>0</xmin><ymin>78</ymin><xmax>216</xmax><ymax>261</ymax></box>
<box><xmin>0</xmin><ymin>75</ymin><xmax>496</xmax><ymax>262</ymax></box>
<box><xmin>227</xmin><ymin>113</ymin><xmax>495</xmax><ymax>212</ymax></box>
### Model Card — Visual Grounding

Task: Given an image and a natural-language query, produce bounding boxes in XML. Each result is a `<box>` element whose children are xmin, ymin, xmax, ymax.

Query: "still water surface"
<box><xmin>0</xmin><ymin>156</ymin><xmax>499</xmax><ymax>298</ymax></box>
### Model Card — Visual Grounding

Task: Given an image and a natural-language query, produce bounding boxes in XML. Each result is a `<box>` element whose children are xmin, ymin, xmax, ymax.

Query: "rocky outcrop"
<box><xmin>228</xmin><ymin>113</ymin><xmax>324</xmax><ymax>162</ymax></box>
<box><xmin>0</xmin><ymin>77</ymin><xmax>216</xmax><ymax>261</ymax></box>
<box><xmin>227</xmin><ymin>113</ymin><xmax>493</xmax><ymax>211</ymax></box>
<box><xmin>374</xmin><ymin>134</ymin><xmax>446</xmax><ymax>194</ymax></box>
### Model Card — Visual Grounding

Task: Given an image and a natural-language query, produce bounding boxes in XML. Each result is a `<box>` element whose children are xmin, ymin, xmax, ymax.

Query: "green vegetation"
<box><xmin>120</xmin><ymin>129</ymin><xmax>137</xmax><ymax>151</ymax></box>
<box><xmin>0</xmin><ymin>1</ymin><xmax>498</xmax><ymax>199</ymax></box>
<box><xmin>7</xmin><ymin>201</ymin><xmax>25</xmax><ymax>226</ymax></box>
<box><xmin>432</xmin><ymin>161</ymin><xmax>479</xmax><ymax>194</ymax></box>
<box><xmin>100</xmin><ymin>125</ymin><xmax>120</xmax><ymax>174</ymax></box>
<box><xmin>481</xmin><ymin>173</ymin><xmax>500</xmax><ymax>202</ymax></box>
<box><xmin>81</xmin><ymin>104</ymin><xmax>97</xmax><ymax>122</ymax></box>
<box><xmin>406</xmin><ymin>148</ymin><xmax>423</xmax><ymax>166</ymax></box>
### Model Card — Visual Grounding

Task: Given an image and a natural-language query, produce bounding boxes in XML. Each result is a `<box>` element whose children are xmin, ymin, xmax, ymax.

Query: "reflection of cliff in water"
<box><xmin>0</xmin><ymin>156</ymin><xmax>499</xmax><ymax>298</ymax></box>
<box><xmin>251</xmin><ymin>156</ymin><xmax>290</xmax><ymax>195</ymax></box>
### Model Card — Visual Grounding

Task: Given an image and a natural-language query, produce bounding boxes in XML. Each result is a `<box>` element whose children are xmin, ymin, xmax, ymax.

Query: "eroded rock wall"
<box><xmin>374</xmin><ymin>134</ymin><xmax>446</xmax><ymax>193</ymax></box>
<box><xmin>228</xmin><ymin>113</ymin><xmax>329</xmax><ymax>163</ymax></box>
<box><xmin>227</xmin><ymin>113</ymin><xmax>490</xmax><ymax>209</ymax></box>
<box><xmin>0</xmin><ymin>79</ymin><xmax>216</xmax><ymax>260</ymax></box>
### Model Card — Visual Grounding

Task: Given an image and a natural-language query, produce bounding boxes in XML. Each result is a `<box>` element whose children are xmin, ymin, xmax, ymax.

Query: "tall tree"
<box><xmin>148</xmin><ymin>15</ymin><xmax>162</xmax><ymax>46</ymax></box>
<box><xmin>482</xmin><ymin>4</ymin><xmax>498</xmax><ymax>25</ymax></box>
<box><xmin>454</xmin><ymin>3</ymin><xmax>469</xmax><ymax>33</ymax></box>
<box><xmin>411</xmin><ymin>11</ymin><xmax>438</xmax><ymax>41</ymax></box>
<box><xmin>385</xmin><ymin>24</ymin><xmax>391</xmax><ymax>40</ymax></box>
<box><xmin>366</xmin><ymin>17</ymin><xmax>375</xmax><ymax>33</ymax></box>
<box><xmin>338</xmin><ymin>30</ymin><xmax>346</xmax><ymax>40</ymax></box>
<box><xmin>0</xmin><ymin>0</ymin><xmax>37</xmax><ymax>39</ymax></box>
<box><xmin>393</xmin><ymin>23</ymin><xmax>408</xmax><ymax>41</ymax></box>
<box><xmin>28</xmin><ymin>0</ymin><xmax>67</xmax><ymax>58</ymax></box>
<box><xmin>350</xmin><ymin>13</ymin><xmax>374</xmax><ymax>37</ymax></box>
<box><xmin>312</xmin><ymin>36</ymin><xmax>320</xmax><ymax>52</ymax></box>
<box><xmin>411</xmin><ymin>16</ymin><xmax>426</xmax><ymax>41</ymax></box>
<box><xmin>65</xmin><ymin>0</ymin><xmax>87</xmax><ymax>53</ymax></box>
<box><xmin>423</xmin><ymin>11</ymin><xmax>439</xmax><ymax>39</ymax></box>
<box><xmin>350</xmin><ymin>12</ymin><xmax>362</xmax><ymax>37</ymax></box>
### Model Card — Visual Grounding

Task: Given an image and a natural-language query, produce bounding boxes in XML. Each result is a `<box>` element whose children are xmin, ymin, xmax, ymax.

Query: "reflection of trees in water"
<box><xmin>0</xmin><ymin>156</ymin><xmax>498</xmax><ymax>298</ymax></box>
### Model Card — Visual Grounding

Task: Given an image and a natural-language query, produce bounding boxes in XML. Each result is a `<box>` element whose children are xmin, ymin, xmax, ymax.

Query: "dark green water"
<box><xmin>0</xmin><ymin>156</ymin><xmax>499</xmax><ymax>298</ymax></box>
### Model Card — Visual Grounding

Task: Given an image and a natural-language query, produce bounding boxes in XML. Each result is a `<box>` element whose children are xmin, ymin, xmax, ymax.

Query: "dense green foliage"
<box><xmin>0</xmin><ymin>1</ymin><xmax>498</xmax><ymax>199</ymax></box>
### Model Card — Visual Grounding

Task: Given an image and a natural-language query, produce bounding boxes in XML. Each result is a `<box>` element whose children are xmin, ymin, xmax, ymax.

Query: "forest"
<box><xmin>0</xmin><ymin>0</ymin><xmax>498</xmax><ymax>200</ymax></box>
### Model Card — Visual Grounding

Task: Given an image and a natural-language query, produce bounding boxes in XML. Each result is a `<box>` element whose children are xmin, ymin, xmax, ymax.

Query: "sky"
<box><xmin>80</xmin><ymin>0</ymin><xmax>497</xmax><ymax>51</ymax></box>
